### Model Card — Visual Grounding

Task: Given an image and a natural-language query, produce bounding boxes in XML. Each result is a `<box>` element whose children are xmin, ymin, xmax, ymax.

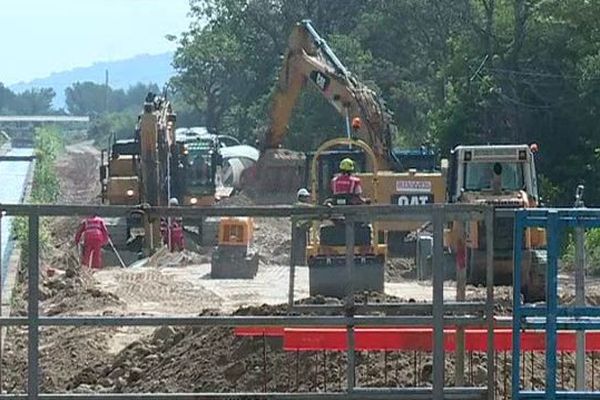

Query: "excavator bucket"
<box><xmin>246</xmin><ymin>149</ymin><xmax>306</xmax><ymax>203</ymax></box>
<box><xmin>308</xmin><ymin>256</ymin><xmax>385</xmax><ymax>298</ymax></box>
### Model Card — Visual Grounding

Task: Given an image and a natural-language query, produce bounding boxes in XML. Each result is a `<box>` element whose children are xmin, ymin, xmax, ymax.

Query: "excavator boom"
<box><xmin>247</xmin><ymin>20</ymin><xmax>401</xmax><ymax>200</ymax></box>
<box><xmin>264</xmin><ymin>20</ymin><xmax>397</xmax><ymax>170</ymax></box>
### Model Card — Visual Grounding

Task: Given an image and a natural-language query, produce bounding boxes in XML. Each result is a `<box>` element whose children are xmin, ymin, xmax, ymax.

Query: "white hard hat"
<box><xmin>297</xmin><ymin>188</ymin><xmax>310</xmax><ymax>198</ymax></box>
<box><xmin>169</xmin><ymin>198</ymin><xmax>179</xmax><ymax>206</ymax></box>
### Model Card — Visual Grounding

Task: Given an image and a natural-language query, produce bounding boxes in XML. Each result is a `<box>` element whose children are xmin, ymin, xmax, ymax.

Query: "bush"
<box><xmin>12</xmin><ymin>125</ymin><xmax>63</xmax><ymax>260</ymax></box>
<box><xmin>563</xmin><ymin>228</ymin><xmax>600</xmax><ymax>275</ymax></box>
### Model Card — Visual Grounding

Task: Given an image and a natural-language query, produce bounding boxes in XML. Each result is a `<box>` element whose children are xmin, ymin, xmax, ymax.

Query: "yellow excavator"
<box><xmin>244</xmin><ymin>20</ymin><xmax>446</xmax><ymax>253</ymax></box>
<box><xmin>100</xmin><ymin>93</ymin><xmax>177</xmax><ymax>256</ymax></box>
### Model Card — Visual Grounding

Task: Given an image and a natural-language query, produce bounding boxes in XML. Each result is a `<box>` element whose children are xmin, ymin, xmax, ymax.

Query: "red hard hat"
<box><xmin>352</xmin><ymin>117</ymin><xmax>362</xmax><ymax>130</ymax></box>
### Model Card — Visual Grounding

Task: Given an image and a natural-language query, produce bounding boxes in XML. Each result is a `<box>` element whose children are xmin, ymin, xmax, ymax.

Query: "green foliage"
<box><xmin>0</xmin><ymin>84</ymin><xmax>55</xmax><ymax>115</ymax></box>
<box><xmin>12</xmin><ymin>126</ymin><xmax>63</xmax><ymax>259</ymax></box>
<box><xmin>63</xmin><ymin>82</ymin><xmax>164</xmax><ymax>147</ymax></box>
<box><xmin>88</xmin><ymin>112</ymin><xmax>137</xmax><ymax>147</ymax></box>
<box><xmin>563</xmin><ymin>229</ymin><xmax>600</xmax><ymax>276</ymax></box>
<box><xmin>32</xmin><ymin>126</ymin><xmax>63</xmax><ymax>203</ymax></box>
<box><xmin>65</xmin><ymin>82</ymin><xmax>160</xmax><ymax>115</ymax></box>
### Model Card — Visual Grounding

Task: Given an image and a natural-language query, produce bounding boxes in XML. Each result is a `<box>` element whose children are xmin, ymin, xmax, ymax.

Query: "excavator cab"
<box><xmin>305</xmin><ymin>149</ymin><xmax>366</xmax><ymax>204</ymax></box>
<box><xmin>305</xmin><ymin>138</ymin><xmax>386</xmax><ymax>298</ymax></box>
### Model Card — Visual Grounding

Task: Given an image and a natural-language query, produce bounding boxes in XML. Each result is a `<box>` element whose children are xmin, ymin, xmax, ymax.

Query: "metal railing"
<box><xmin>512</xmin><ymin>208</ymin><xmax>600</xmax><ymax>400</ymax></box>
<box><xmin>0</xmin><ymin>203</ymin><xmax>495</xmax><ymax>399</ymax></box>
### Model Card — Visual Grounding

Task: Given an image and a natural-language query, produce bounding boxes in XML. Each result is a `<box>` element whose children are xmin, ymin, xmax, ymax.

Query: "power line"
<box><xmin>484</xmin><ymin>66</ymin><xmax>600</xmax><ymax>81</ymax></box>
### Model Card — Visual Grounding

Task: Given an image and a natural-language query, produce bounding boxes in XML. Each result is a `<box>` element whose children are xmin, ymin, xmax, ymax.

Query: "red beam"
<box><xmin>280</xmin><ymin>328</ymin><xmax>600</xmax><ymax>352</ymax></box>
<box><xmin>234</xmin><ymin>327</ymin><xmax>285</xmax><ymax>337</ymax></box>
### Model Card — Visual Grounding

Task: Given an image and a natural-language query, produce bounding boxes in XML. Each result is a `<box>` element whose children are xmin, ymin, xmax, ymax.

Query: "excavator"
<box><xmin>245</xmin><ymin>20</ymin><xmax>446</xmax><ymax>252</ymax></box>
<box><xmin>101</xmin><ymin>93</ymin><xmax>177</xmax><ymax>256</ymax></box>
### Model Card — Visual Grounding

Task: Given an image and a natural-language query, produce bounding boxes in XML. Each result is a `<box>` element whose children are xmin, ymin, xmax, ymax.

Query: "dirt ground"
<box><xmin>6</xmin><ymin>143</ymin><xmax>600</xmax><ymax>397</ymax></box>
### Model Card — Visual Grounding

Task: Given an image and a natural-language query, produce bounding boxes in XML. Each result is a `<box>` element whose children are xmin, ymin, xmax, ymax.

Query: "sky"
<box><xmin>0</xmin><ymin>0</ymin><xmax>192</xmax><ymax>85</ymax></box>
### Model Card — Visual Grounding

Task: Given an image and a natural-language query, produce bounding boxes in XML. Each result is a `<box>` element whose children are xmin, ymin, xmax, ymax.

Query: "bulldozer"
<box><xmin>444</xmin><ymin>144</ymin><xmax>547</xmax><ymax>302</ymax></box>
<box><xmin>305</xmin><ymin>137</ymin><xmax>386</xmax><ymax>297</ymax></box>
<box><xmin>243</xmin><ymin>20</ymin><xmax>446</xmax><ymax>254</ymax></box>
<box><xmin>210</xmin><ymin>217</ymin><xmax>259</xmax><ymax>279</ymax></box>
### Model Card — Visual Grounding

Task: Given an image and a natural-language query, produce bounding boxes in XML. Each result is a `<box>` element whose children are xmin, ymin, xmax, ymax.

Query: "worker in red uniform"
<box><xmin>74</xmin><ymin>213</ymin><xmax>110</xmax><ymax>269</ymax></box>
<box><xmin>161</xmin><ymin>198</ymin><xmax>185</xmax><ymax>252</ymax></box>
<box><xmin>330</xmin><ymin>158</ymin><xmax>366</xmax><ymax>205</ymax></box>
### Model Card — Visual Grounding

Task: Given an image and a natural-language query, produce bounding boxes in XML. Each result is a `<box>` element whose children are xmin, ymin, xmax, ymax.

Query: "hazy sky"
<box><xmin>0</xmin><ymin>0</ymin><xmax>192</xmax><ymax>85</ymax></box>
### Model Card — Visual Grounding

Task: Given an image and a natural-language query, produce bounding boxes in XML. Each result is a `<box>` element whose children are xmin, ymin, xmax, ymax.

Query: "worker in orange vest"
<box><xmin>74</xmin><ymin>213</ymin><xmax>110</xmax><ymax>269</ymax></box>
<box><xmin>330</xmin><ymin>158</ymin><xmax>366</xmax><ymax>205</ymax></box>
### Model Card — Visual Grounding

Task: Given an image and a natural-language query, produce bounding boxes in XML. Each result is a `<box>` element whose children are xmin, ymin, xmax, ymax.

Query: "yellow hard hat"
<box><xmin>339</xmin><ymin>158</ymin><xmax>355</xmax><ymax>172</ymax></box>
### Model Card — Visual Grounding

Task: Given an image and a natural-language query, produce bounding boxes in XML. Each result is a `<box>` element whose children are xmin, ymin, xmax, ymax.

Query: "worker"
<box><xmin>330</xmin><ymin>158</ymin><xmax>365</xmax><ymax>205</ymax></box>
<box><xmin>296</xmin><ymin>188</ymin><xmax>311</xmax><ymax>205</ymax></box>
<box><xmin>74</xmin><ymin>213</ymin><xmax>109</xmax><ymax>269</ymax></box>
<box><xmin>293</xmin><ymin>188</ymin><xmax>312</xmax><ymax>265</ymax></box>
<box><xmin>161</xmin><ymin>198</ymin><xmax>185</xmax><ymax>252</ymax></box>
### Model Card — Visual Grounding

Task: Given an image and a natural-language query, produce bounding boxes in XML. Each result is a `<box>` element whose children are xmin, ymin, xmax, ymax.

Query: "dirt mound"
<box><xmin>386</xmin><ymin>257</ymin><xmax>415</xmax><ymax>282</ymax></box>
<box><xmin>65</xmin><ymin>295</ymin><xmax>489</xmax><ymax>394</ymax></box>
<box><xmin>4</xmin><ymin>263</ymin><xmax>123</xmax><ymax>393</ymax></box>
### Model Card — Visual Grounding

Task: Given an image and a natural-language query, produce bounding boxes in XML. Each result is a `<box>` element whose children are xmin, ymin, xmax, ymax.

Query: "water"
<box><xmin>0</xmin><ymin>148</ymin><xmax>34</xmax><ymax>287</ymax></box>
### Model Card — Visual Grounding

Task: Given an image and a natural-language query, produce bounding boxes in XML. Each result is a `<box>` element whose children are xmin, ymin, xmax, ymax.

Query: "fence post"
<box><xmin>575</xmin><ymin>225</ymin><xmax>585</xmax><ymax>390</ymax></box>
<box><xmin>28</xmin><ymin>214</ymin><xmax>40</xmax><ymax>399</ymax></box>
<box><xmin>288</xmin><ymin>218</ymin><xmax>297</xmax><ymax>309</ymax></box>
<box><xmin>546</xmin><ymin>211</ymin><xmax>560</xmax><ymax>400</ymax></box>
<box><xmin>485</xmin><ymin>208</ymin><xmax>495</xmax><ymax>399</ymax></box>
<box><xmin>345</xmin><ymin>217</ymin><xmax>355</xmax><ymax>393</ymax></box>
<box><xmin>455</xmin><ymin>220</ymin><xmax>467</xmax><ymax>387</ymax></box>
<box><xmin>574</xmin><ymin>185</ymin><xmax>586</xmax><ymax>390</ymax></box>
<box><xmin>432</xmin><ymin>208</ymin><xmax>445</xmax><ymax>398</ymax></box>
<box><xmin>512</xmin><ymin>211</ymin><xmax>525</xmax><ymax>400</ymax></box>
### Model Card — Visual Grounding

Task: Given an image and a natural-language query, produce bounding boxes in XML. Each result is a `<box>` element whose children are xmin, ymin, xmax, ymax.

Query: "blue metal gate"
<box><xmin>512</xmin><ymin>208</ymin><xmax>600</xmax><ymax>399</ymax></box>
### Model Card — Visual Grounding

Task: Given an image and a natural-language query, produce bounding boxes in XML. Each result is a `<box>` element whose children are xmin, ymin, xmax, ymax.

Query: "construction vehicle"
<box><xmin>211</xmin><ymin>217</ymin><xmax>259</xmax><ymax>279</ymax></box>
<box><xmin>305</xmin><ymin>137</ymin><xmax>386</xmax><ymax>297</ymax></box>
<box><xmin>172</xmin><ymin>132</ymin><xmax>224</xmax><ymax>206</ymax></box>
<box><xmin>100</xmin><ymin>92</ymin><xmax>177</xmax><ymax>255</ymax></box>
<box><xmin>444</xmin><ymin>144</ymin><xmax>547</xmax><ymax>302</ymax></box>
<box><xmin>244</xmin><ymin>20</ymin><xmax>446</xmax><ymax>253</ymax></box>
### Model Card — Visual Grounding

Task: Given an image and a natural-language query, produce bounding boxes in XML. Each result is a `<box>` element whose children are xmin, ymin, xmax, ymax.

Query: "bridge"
<box><xmin>0</xmin><ymin>115</ymin><xmax>90</xmax><ymax>146</ymax></box>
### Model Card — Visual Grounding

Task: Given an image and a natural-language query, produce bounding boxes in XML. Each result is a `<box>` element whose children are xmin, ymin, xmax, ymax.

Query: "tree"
<box><xmin>65</xmin><ymin>82</ymin><xmax>108</xmax><ymax>115</ymax></box>
<box><xmin>12</xmin><ymin>88</ymin><xmax>55</xmax><ymax>115</ymax></box>
<box><xmin>171</xmin><ymin>0</ymin><xmax>600</xmax><ymax>205</ymax></box>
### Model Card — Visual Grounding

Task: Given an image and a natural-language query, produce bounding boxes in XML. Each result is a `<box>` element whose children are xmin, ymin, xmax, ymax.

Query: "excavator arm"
<box><xmin>264</xmin><ymin>20</ymin><xmax>399</xmax><ymax>171</ymax></box>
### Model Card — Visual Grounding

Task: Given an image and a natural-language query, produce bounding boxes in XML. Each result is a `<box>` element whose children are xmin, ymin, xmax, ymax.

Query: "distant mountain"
<box><xmin>9</xmin><ymin>53</ymin><xmax>175</xmax><ymax>110</ymax></box>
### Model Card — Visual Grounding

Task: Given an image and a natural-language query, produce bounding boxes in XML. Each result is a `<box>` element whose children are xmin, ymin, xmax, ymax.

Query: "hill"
<box><xmin>9</xmin><ymin>53</ymin><xmax>174</xmax><ymax>109</ymax></box>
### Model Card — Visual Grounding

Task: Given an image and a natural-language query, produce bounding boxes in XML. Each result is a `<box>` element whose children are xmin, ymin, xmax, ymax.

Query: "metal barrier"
<box><xmin>512</xmin><ymin>208</ymin><xmax>600</xmax><ymax>400</ymax></box>
<box><xmin>0</xmin><ymin>203</ymin><xmax>494</xmax><ymax>399</ymax></box>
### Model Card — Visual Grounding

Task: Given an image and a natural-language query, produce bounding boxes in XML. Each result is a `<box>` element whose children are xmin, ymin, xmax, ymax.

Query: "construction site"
<box><xmin>1</xmin><ymin>9</ymin><xmax>600</xmax><ymax>400</ymax></box>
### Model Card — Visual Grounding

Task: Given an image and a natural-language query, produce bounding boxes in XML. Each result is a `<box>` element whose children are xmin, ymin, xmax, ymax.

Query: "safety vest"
<box><xmin>331</xmin><ymin>174</ymin><xmax>362</xmax><ymax>195</ymax></box>
<box><xmin>84</xmin><ymin>217</ymin><xmax>106</xmax><ymax>233</ymax></box>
